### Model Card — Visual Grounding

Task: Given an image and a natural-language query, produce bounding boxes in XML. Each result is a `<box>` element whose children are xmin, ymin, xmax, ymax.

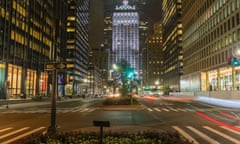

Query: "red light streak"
<box><xmin>219</xmin><ymin>111</ymin><xmax>240</xmax><ymax>121</ymax></box>
<box><xmin>196</xmin><ymin>111</ymin><xmax>240</xmax><ymax>131</ymax></box>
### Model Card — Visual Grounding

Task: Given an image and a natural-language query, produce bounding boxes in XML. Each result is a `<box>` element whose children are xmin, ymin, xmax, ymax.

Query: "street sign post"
<box><xmin>45</xmin><ymin>63</ymin><xmax>66</xmax><ymax>71</ymax></box>
<box><xmin>56</xmin><ymin>63</ymin><xmax>66</xmax><ymax>69</ymax></box>
<box><xmin>45</xmin><ymin>63</ymin><xmax>55</xmax><ymax>71</ymax></box>
<box><xmin>46</xmin><ymin>62</ymin><xmax>66</xmax><ymax>135</ymax></box>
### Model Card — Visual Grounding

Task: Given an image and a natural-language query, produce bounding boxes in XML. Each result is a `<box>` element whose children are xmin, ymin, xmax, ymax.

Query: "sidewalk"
<box><xmin>0</xmin><ymin>96</ymin><xmax>87</xmax><ymax>110</ymax></box>
<box><xmin>160</xmin><ymin>95</ymin><xmax>240</xmax><ymax>108</ymax></box>
<box><xmin>195</xmin><ymin>96</ymin><xmax>240</xmax><ymax>108</ymax></box>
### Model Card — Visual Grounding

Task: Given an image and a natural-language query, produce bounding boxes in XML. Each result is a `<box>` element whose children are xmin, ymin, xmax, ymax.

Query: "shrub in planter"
<box><xmin>103</xmin><ymin>97</ymin><xmax>138</xmax><ymax>105</ymax></box>
<box><xmin>14</xmin><ymin>130</ymin><xmax>193</xmax><ymax>144</ymax></box>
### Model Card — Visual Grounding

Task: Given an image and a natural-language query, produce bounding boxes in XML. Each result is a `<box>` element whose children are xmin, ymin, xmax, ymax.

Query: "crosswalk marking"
<box><xmin>0</xmin><ymin>128</ymin><xmax>12</xmax><ymax>133</ymax></box>
<box><xmin>1</xmin><ymin>108</ymin><xmax>96</xmax><ymax>114</ymax></box>
<box><xmin>1</xmin><ymin>125</ymin><xmax>240</xmax><ymax>144</ymax></box>
<box><xmin>204</xmin><ymin>126</ymin><xmax>240</xmax><ymax>144</ymax></box>
<box><xmin>3</xmin><ymin>127</ymin><xmax>46</xmax><ymax>144</ymax></box>
<box><xmin>173</xmin><ymin>126</ymin><xmax>199</xmax><ymax>144</ymax></box>
<box><xmin>162</xmin><ymin>108</ymin><xmax>170</xmax><ymax>112</ymax></box>
<box><xmin>88</xmin><ymin>108</ymin><xmax>96</xmax><ymax>112</ymax></box>
<box><xmin>81</xmin><ymin>108</ymin><xmax>89</xmax><ymax>112</ymax></box>
<box><xmin>177</xmin><ymin>108</ymin><xmax>187</xmax><ymax>112</ymax></box>
<box><xmin>146</xmin><ymin>107</ymin><xmax>189</xmax><ymax>112</ymax></box>
<box><xmin>168</xmin><ymin>107</ymin><xmax>178</xmax><ymax>112</ymax></box>
<box><xmin>221</xmin><ymin>126</ymin><xmax>240</xmax><ymax>135</ymax></box>
<box><xmin>147</xmin><ymin>108</ymin><xmax>153</xmax><ymax>111</ymax></box>
<box><xmin>153</xmin><ymin>108</ymin><xmax>161</xmax><ymax>112</ymax></box>
<box><xmin>0</xmin><ymin>127</ymin><xmax>29</xmax><ymax>139</ymax></box>
<box><xmin>187</xmin><ymin>126</ymin><xmax>220</xmax><ymax>144</ymax></box>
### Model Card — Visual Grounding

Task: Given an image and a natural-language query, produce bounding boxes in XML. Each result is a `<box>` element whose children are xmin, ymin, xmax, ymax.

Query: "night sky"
<box><xmin>89</xmin><ymin>0</ymin><xmax>162</xmax><ymax>48</ymax></box>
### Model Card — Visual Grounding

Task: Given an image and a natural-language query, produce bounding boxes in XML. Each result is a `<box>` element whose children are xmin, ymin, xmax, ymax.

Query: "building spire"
<box><xmin>123</xmin><ymin>0</ymin><xmax>128</xmax><ymax>5</ymax></box>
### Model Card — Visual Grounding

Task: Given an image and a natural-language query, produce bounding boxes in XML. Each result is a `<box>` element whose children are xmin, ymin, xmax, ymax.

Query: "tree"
<box><xmin>113</xmin><ymin>60</ymin><xmax>135</xmax><ymax>96</ymax></box>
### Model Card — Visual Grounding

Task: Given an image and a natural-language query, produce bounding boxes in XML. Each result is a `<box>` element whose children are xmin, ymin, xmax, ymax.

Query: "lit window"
<box><xmin>67</xmin><ymin>28</ymin><xmax>75</xmax><ymax>32</ymax></box>
<box><xmin>67</xmin><ymin>16</ymin><xmax>75</xmax><ymax>21</ymax></box>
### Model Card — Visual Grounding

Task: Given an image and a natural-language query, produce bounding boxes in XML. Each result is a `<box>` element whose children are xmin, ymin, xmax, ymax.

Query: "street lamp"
<box><xmin>155</xmin><ymin>80</ymin><xmax>159</xmax><ymax>89</ymax></box>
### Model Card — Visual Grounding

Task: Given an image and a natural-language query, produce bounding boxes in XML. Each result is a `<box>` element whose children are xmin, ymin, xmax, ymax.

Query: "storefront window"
<box><xmin>0</xmin><ymin>63</ymin><xmax>6</xmax><ymax>99</ymax></box>
<box><xmin>234</xmin><ymin>66</ymin><xmax>240</xmax><ymax>90</ymax></box>
<box><xmin>7</xmin><ymin>64</ymin><xmax>22</xmax><ymax>99</ymax></box>
<box><xmin>208</xmin><ymin>70</ymin><xmax>218</xmax><ymax>91</ymax></box>
<box><xmin>219</xmin><ymin>67</ymin><xmax>232</xmax><ymax>91</ymax></box>
<box><xmin>40</xmin><ymin>72</ymin><xmax>48</xmax><ymax>96</ymax></box>
<box><xmin>26</xmin><ymin>69</ymin><xmax>36</xmax><ymax>97</ymax></box>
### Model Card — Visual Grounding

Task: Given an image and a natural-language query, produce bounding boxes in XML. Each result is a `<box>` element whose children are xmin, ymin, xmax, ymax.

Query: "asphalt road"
<box><xmin>1</xmin><ymin>97</ymin><xmax>240</xmax><ymax>144</ymax></box>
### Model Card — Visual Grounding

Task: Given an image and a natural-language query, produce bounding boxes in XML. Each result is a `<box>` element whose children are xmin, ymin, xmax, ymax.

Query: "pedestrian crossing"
<box><xmin>1</xmin><ymin>125</ymin><xmax>240</xmax><ymax>144</ymax></box>
<box><xmin>0</xmin><ymin>126</ymin><xmax>46</xmax><ymax>144</ymax></box>
<box><xmin>146</xmin><ymin>107</ymin><xmax>190</xmax><ymax>112</ymax></box>
<box><xmin>145</xmin><ymin>106</ymin><xmax>218</xmax><ymax>112</ymax></box>
<box><xmin>173</xmin><ymin>125</ymin><xmax>240</xmax><ymax>144</ymax></box>
<box><xmin>0</xmin><ymin>107</ymin><xmax>96</xmax><ymax>114</ymax></box>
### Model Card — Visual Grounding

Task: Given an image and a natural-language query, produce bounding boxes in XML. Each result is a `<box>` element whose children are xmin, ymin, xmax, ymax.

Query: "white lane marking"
<box><xmin>0</xmin><ymin>128</ymin><xmax>12</xmax><ymax>133</ymax></box>
<box><xmin>204</xmin><ymin>126</ymin><xmax>240</xmax><ymax>144</ymax></box>
<box><xmin>88</xmin><ymin>108</ymin><xmax>96</xmax><ymax>112</ymax></box>
<box><xmin>220</xmin><ymin>126</ymin><xmax>240</xmax><ymax>135</ymax></box>
<box><xmin>147</xmin><ymin>108</ymin><xmax>153</xmax><ymax>112</ymax></box>
<box><xmin>81</xmin><ymin>108</ymin><xmax>89</xmax><ymax>112</ymax></box>
<box><xmin>173</xmin><ymin>126</ymin><xmax>199</xmax><ymax>144</ymax></box>
<box><xmin>0</xmin><ymin>127</ymin><xmax>29</xmax><ymax>139</ymax></box>
<box><xmin>162</xmin><ymin>108</ymin><xmax>170</xmax><ymax>112</ymax></box>
<box><xmin>153</xmin><ymin>108</ymin><xmax>161</xmax><ymax>112</ymax></box>
<box><xmin>177</xmin><ymin>108</ymin><xmax>187</xmax><ymax>112</ymax></box>
<box><xmin>168</xmin><ymin>107</ymin><xmax>178</xmax><ymax>112</ymax></box>
<box><xmin>187</xmin><ymin>126</ymin><xmax>220</xmax><ymax>144</ymax></box>
<box><xmin>71</xmin><ymin>108</ymin><xmax>82</xmax><ymax>112</ymax></box>
<box><xmin>3</xmin><ymin>127</ymin><xmax>46</xmax><ymax>144</ymax></box>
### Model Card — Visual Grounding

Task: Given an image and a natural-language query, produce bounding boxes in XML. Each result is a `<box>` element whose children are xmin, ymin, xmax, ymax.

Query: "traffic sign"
<box><xmin>45</xmin><ymin>64</ymin><xmax>55</xmax><ymax>71</ymax></box>
<box><xmin>56</xmin><ymin>63</ymin><xmax>66</xmax><ymax>69</ymax></box>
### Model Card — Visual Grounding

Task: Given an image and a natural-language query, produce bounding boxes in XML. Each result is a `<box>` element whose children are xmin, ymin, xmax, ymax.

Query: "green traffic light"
<box><xmin>232</xmin><ymin>58</ymin><xmax>239</xmax><ymax>66</ymax></box>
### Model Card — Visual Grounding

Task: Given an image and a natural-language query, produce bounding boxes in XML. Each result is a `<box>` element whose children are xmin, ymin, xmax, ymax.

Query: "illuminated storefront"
<box><xmin>40</xmin><ymin>73</ymin><xmax>48</xmax><ymax>96</ymax></box>
<box><xmin>0</xmin><ymin>62</ymin><xmax>6</xmax><ymax>99</ymax></box>
<box><xmin>181</xmin><ymin>66</ymin><xmax>240</xmax><ymax>92</ymax></box>
<box><xmin>7</xmin><ymin>64</ymin><xmax>22</xmax><ymax>99</ymax></box>
<box><xmin>3</xmin><ymin>64</ymin><xmax>49</xmax><ymax>99</ymax></box>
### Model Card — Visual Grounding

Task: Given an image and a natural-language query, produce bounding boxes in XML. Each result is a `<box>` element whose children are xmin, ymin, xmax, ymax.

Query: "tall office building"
<box><xmin>143</xmin><ymin>22</ymin><xmax>163</xmax><ymax>88</ymax></box>
<box><xmin>162</xmin><ymin>0</ymin><xmax>183</xmax><ymax>91</ymax></box>
<box><xmin>65</xmin><ymin>0</ymin><xmax>89</xmax><ymax>96</ymax></box>
<box><xmin>0</xmin><ymin>0</ymin><xmax>67</xmax><ymax>99</ymax></box>
<box><xmin>104</xmin><ymin>0</ymin><xmax>149</xmax><ymax>82</ymax></box>
<box><xmin>110</xmin><ymin>0</ymin><xmax>140</xmax><ymax>78</ymax></box>
<box><xmin>181</xmin><ymin>0</ymin><xmax>240</xmax><ymax>92</ymax></box>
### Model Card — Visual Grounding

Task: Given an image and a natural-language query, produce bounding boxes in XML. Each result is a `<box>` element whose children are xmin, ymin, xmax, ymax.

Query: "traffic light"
<box><xmin>232</xmin><ymin>57</ymin><xmax>239</xmax><ymax>66</ymax></box>
<box><xmin>226</xmin><ymin>57</ymin><xmax>231</xmax><ymax>65</ymax></box>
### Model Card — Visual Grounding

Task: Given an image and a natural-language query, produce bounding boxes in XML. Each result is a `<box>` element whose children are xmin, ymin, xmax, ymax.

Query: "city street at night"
<box><xmin>1</xmin><ymin>0</ymin><xmax>240</xmax><ymax>143</ymax></box>
<box><xmin>1</xmin><ymin>97</ymin><xmax>240</xmax><ymax>143</ymax></box>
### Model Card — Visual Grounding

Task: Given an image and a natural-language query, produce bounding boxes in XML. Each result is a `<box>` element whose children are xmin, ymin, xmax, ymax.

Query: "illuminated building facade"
<box><xmin>111</xmin><ymin>0</ymin><xmax>140</xmax><ymax>77</ymax></box>
<box><xmin>143</xmin><ymin>22</ymin><xmax>163</xmax><ymax>89</ymax></box>
<box><xmin>104</xmin><ymin>0</ymin><xmax>149</xmax><ymax>82</ymax></box>
<box><xmin>162</xmin><ymin>0</ymin><xmax>183</xmax><ymax>91</ymax></box>
<box><xmin>0</xmin><ymin>0</ymin><xmax>67</xmax><ymax>99</ymax></box>
<box><xmin>65</xmin><ymin>0</ymin><xmax>89</xmax><ymax>96</ymax></box>
<box><xmin>181</xmin><ymin>0</ymin><xmax>240</xmax><ymax>92</ymax></box>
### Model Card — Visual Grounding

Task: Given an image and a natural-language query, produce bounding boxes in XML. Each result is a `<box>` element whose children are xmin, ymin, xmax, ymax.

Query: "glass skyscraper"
<box><xmin>111</xmin><ymin>0</ymin><xmax>140</xmax><ymax>77</ymax></box>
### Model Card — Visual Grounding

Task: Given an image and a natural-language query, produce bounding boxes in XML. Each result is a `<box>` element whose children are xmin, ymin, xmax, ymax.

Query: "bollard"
<box><xmin>93</xmin><ymin>120</ymin><xmax>110</xmax><ymax>144</ymax></box>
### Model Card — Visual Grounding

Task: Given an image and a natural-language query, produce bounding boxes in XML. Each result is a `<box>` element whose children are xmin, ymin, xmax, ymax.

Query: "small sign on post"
<box><xmin>45</xmin><ymin>63</ymin><xmax>55</xmax><ymax>71</ymax></box>
<box><xmin>56</xmin><ymin>63</ymin><xmax>66</xmax><ymax>69</ymax></box>
<box><xmin>93</xmin><ymin>120</ymin><xmax>110</xmax><ymax>144</ymax></box>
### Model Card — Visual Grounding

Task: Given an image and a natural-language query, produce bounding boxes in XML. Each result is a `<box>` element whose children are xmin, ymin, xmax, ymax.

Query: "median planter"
<box><xmin>14</xmin><ymin>130</ymin><xmax>193</xmax><ymax>144</ymax></box>
<box><xmin>103</xmin><ymin>97</ymin><xmax>138</xmax><ymax>105</ymax></box>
